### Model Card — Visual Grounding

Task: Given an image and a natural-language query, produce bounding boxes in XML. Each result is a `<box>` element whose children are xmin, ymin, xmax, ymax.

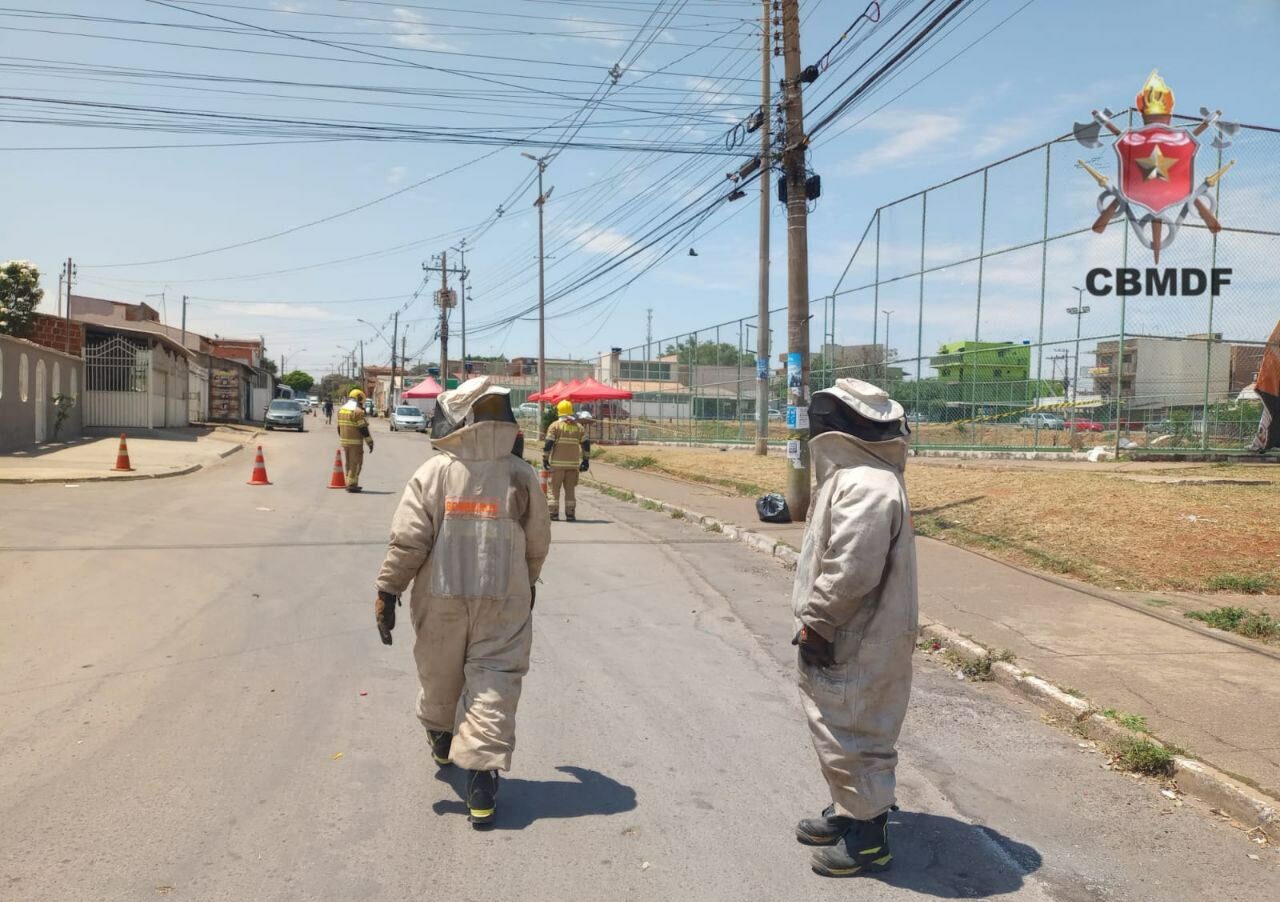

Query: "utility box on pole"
<box><xmin>780</xmin><ymin>0</ymin><xmax>812</xmax><ymax>520</ymax></box>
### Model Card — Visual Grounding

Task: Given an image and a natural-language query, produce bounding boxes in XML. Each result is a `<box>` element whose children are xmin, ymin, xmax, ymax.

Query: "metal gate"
<box><xmin>84</xmin><ymin>333</ymin><xmax>150</xmax><ymax>427</ymax></box>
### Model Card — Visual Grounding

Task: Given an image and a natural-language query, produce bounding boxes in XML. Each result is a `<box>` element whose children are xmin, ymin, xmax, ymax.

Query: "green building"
<box><xmin>928</xmin><ymin>340</ymin><xmax>1055</xmax><ymax>412</ymax></box>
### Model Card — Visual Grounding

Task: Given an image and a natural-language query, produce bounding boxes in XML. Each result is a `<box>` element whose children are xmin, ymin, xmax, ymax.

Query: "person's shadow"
<box><xmin>866</xmin><ymin>810</ymin><xmax>1043</xmax><ymax>897</ymax></box>
<box><xmin>432</xmin><ymin>765</ymin><xmax>636</xmax><ymax>830</ymax></box>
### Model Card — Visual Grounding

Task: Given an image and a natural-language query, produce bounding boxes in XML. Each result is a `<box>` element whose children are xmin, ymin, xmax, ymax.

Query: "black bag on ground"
<box><xmin>756</xmin><ymin>492</ymin><xmax>791</xmax><ymax>524</ymax></box>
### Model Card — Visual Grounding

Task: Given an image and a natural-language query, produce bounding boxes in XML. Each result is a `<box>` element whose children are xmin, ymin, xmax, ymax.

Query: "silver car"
<box><xmin>265</xmin><ymin>399</ymin><xmax>305</xmax><ymax>431</ymax></box>
<box><xmin>390</xmin><ymin>405</ymin><xmax>426</xmax><ymax>432</ymax></box>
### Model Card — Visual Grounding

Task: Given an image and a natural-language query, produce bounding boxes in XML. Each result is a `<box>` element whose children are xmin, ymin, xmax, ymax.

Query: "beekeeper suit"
<box><xmin>790</xmin><ymin>378</ymin><xmax>918</xmax><ymax>878</ymax></box>
<box><xmin>373</xmin><ymin>376</ymin><xmax>551</xmax><ymax>828</ymax></box>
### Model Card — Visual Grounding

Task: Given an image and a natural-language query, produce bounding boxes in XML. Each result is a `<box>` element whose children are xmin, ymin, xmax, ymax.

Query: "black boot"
<box><xmin>795</xmin><ymin>804</ymin><xmax>853</xmax><ymax>846</ymax></box>
<box><xmin>427</xmin><ymin>730</ymin><xmax>452</xmax><ymax>767</ymax></box>
<box><xmin>566</xmin><ymin>512</ymin><xmax>576</xmax><ymax>522</ymax></box>
<box><xmin>810</xmin><ymin>811</ymin><xmax>892</xmax><ymax>877</ymax></box>
<box><xmin>466</xmin><ymin>769</ymin><xmax>499</xmax><ymax>827</ymax></box>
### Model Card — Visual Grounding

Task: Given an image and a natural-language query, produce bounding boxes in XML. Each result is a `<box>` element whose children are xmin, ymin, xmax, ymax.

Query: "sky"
<box><xmin>3</xmin><ymin>0</ymin><xmax>1278</xmax><ymax>378</ymax></box>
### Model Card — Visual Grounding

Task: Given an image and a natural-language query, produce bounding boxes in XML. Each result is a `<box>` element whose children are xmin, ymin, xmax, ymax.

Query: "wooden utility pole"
<box><xmin>454</xmin><ymin>238</ymin><xmax>468</xmax><ymax>376</ymax></box>
<box><xmin>755</xmin><ymin>0</ymin><xmax>772</xmax><ymax>456</ymax></box>
<box><xmin>438</xmin><ymin>249</ymin><xmax>449</xmax><ymax>382</ymax></box>
<box><xmin>524</xmin><ymin>151</ymin><xmax>554</xmax><ymax>438</ymax></box>
<box><xmin>780</xmin><ymin>0</ymin><xmax>811</xmax><ymax>518</ymax></box>
<box><xmin>390</xmin><ymin>309</ymin><xmax>399</xmax><ymax>412</ymax></box>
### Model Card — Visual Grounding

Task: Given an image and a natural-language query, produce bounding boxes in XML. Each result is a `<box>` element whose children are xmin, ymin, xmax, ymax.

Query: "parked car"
<box><xmin>1018</xmin><ymin>412</ymin><xmax>1065</xmax><ymax>430</ymax></box>
<box><xmin>295</xmin><ymin>397</ymin><xmax>312</xmax><ymax>414</ymax></box>
<box><xmin>1064</xmin><ymin>418</ymin><xmax>1104</xmax><ymax>432</ymax></box>
<box><xmin>768</xmin><ymin>408</ymin><xmax>783</xmax><ymax>421</ymax></box>
<box><xmin>364</xmin><ymin>398</ymin><xmax>376</xmax><ymax>417</ymax></box>
<box><xmin>390</xmin><ymin>405</ymin><xmax>426</xmax><ymax>432</ymax></box>
<box><xmin>308</xmin><ymin>394</ymin><xmax>320</xmax><ymax>407</ymax></box>
<box><xmin>517</xmin><ymin>402</ymin><xmax>539</xmax><ymax>417</ymax></box>
<box><xmin>265</xmin><ymin>399</ymin><xmax>305</xmax><ymax>432</ymax></box>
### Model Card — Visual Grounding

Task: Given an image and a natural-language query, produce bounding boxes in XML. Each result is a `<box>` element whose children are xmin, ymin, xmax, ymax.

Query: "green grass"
<box><xmin>615</xmin><ymin>454</ymin><xmax>658</xmax><ymax>471</ymax></box>
<box><xmin>1102</xmin><ymin>708</ymin><xmax>1150</xmax><ymax>733</ymax></box>
<box><xmin>707</xmin><ymin>521</ymin><xmax>723</xmax><ymax>533</ymax></box>
<box><xmin>639</xmin><ymin>499</ymin><xmax>662</xmax><ymax>511</ymax></box>
<box><xmin>1185</xmin><ymin>606</ymin><xmax>1280</xmax><ymax>641</ymax></box>
<box><xmin>1204</xmin><ymin>573</ymin><xmax>1277</xmax><ymax>594</ymax></box>
<box><xmin>670</xmin><ymin>508</ymin><xmax>685</xmax><ymax>519</ymax></box>
<box><xmin>946</xmin><ymin>648</ymin><xmax>1015</xmax><ymax>681</ymax></box>
<box><xmin>1143</xmin><ymin>597</ymin><xmax>1172</xmax><ymax>608</ymax></box>
<box><xmin>1113</xmin><ymin>737</ymin><xmax>1179</xmax><ymax>777</ymax></box>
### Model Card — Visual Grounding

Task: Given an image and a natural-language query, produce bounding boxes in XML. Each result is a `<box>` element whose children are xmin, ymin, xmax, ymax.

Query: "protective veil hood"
<box><xmin>429</xmin><ymin>375</ymin><xmax>518</xmax><ymax>459</ymax></box>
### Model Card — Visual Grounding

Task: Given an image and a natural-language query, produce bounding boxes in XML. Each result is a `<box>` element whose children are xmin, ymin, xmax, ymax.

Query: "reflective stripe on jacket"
<box><xmin>545</xmin><ymin>418</ymin><xmax>585</xmax><ymax>469</ymax></box>
<box><xmin>337</xmin><ymin>402</ymin><xmax>369</xmax><ymax>446</ymax></box>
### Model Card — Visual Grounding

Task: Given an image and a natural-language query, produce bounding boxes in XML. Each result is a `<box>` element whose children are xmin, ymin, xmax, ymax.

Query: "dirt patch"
<box><xmin>595</xmin><ymin>446</ymin><xmax>1280</xmax><ymax>594</ymax></box>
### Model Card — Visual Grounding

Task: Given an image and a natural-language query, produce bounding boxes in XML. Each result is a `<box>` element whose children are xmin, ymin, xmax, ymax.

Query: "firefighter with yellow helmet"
<box><xmin>542</xmin><ymin>399</ymin><xmax>590</xmax><ymax>521</ymax></box>
<box><xmin>337</xmin><ymin>388</ymin><xmax>375</xmax><ymax>492</ymax></box>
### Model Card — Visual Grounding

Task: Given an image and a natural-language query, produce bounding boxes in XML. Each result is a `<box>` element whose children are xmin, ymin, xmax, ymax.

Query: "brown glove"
<box><xmin>375</xmin><ymin>591</ymin><xmax>400</xmax><ymax>645</ymax></box>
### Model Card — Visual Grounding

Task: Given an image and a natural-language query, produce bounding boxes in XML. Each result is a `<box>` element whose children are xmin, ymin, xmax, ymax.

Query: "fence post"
<box><xmin>1032</xmin><ymin>143</ymin><xmax>1052</xmax><ymax>449</ymax></box>
<box><xmin>1201</xmin><ymin>143</ymin><xmax>1223</xmax><ymax>451</ymax></box>
<box><xmin>972</xmin><ymin>168</ymin><xmax>989</xmax><ymax>447</ymax></box>
<box><xmin>915</xmin><ymin>192</ymin><xmax>927</xmax><ymax>428</ymax></box>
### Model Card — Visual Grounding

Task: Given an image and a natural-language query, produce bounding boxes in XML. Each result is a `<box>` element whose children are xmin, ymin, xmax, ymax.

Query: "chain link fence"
<box><xmin>600</xmin><ymin>116</ymin><xmax>1277</xmax><ymax>453</ymax></box>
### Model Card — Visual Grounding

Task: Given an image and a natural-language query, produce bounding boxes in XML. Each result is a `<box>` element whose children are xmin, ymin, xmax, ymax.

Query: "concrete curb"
<box><xmin>0</xmin><ymin>430</ymin><xmax>259</xmax><ymax>485</ymax></box>
<box><xmin>917</xmin><ymin>623</ymin><xmax>1280</xmax><ymax>842</ymax></box>
<box><xmin>585</xmin><ymin>472</ymin><xmax>1280</xmax><ymax>843</ymax></box>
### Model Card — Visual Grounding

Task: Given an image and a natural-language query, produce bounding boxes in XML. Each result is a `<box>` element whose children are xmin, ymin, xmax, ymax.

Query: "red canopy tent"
<box><xmin>569</xmin><ymin>376</ymin><xmax>632</xmax><ymax>401</ymax></box>
<box><xmin>401</xmin><ymin>376</ymin><xmax>443</xmax><ymax>399</ymax></box>
<box><xmin>548</xmin><ymin>378</ymin><xmax>584</xmax><ymax>403</ymax></box>
<box><xmin>527</xmin><ymin>379</ymin><xmax>566</xmax><ymax>403</ymax></box>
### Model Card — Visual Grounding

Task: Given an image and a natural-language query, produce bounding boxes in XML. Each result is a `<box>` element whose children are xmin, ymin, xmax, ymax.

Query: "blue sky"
<box><xmin>3</xmin><ymin>0</ymin><xmax>1277</xmax><ymax>377</ymax></box>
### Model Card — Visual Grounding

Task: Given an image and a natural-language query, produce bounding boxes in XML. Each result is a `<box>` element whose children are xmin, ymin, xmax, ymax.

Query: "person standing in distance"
<box><xmin>542</xmin><ymin>400</ymin><xmax>590</xmax><ymax>521</ymax></box>
<box><xmin>790</xmin><ymin>379</ymin><xmax>918</xmax><ymax>878</ymax></box>
<box><xmin>337</xmin><ymin>389</ymin><xmax>374</xmax><ymax>493</ymax></box>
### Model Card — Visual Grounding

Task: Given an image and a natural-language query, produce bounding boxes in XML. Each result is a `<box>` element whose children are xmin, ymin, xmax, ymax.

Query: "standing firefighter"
<box><xmin>337</xmin><ymin>389</ymin><xmax>374</xmax><ymax>493</ymax></box>
<box><xmin>374</xmin><ymin>376</ymin><xmax>551</xmax><ymax>827</ymax></box>
<box><xmin>790</xmin><ymin>379</ymin><xmax>918</xmax><ymax>878</ymax></box>
<box><xmin>543</xmin><ymin>400</ymin><xmax>590</xmax><ymax>521</ymax></box>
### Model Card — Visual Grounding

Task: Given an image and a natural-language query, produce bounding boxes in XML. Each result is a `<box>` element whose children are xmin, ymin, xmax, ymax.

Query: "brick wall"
<box><xmin>28</xmin><ymin>314</ymin><xmax>85</xmax><ymax>357</ymax></box>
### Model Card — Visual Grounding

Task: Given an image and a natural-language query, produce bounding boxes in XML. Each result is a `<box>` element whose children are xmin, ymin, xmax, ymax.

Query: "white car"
<box><xmin>517</xmin><ymin>402</ymin><xmax>539</xmax><ymax>417</ymax></box>
<box><xmin>294</xmin><ymin>396</ymin><xmax>312</xmax><ymax>413</ymax></box>
<box><xmin>390</xmin><ymin>405</ymin><xmax>427</xmax><ymax>432</ymax></box>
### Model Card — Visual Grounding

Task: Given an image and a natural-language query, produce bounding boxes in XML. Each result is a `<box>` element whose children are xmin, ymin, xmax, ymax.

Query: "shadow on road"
<box><xmin>432</xmin><ymin>764</ymin><xmax>636</xmax><ymax>830</ymax></box>
<box><xmin>867</xmin><ymin>810</ymin><xmax>1042</xmax><ymax>898</ymax></box>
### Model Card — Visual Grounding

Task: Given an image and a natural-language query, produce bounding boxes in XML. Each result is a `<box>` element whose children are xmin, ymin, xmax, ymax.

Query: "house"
<box><xmin>1092</xmin><ymin>334</ymin><xmax>1231</xmax><ymax>408</ymax></box>
<box><xmin>0</xmin><ymin>314</ymin><xmax>86</xmax><ymax>451</ymax></box>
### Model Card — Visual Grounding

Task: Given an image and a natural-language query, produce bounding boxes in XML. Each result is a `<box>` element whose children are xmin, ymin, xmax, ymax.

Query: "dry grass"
<box><xmin>595</xmin><ymin>446</ymin><xmax>1280</xmax><ymax>594</ymax></box>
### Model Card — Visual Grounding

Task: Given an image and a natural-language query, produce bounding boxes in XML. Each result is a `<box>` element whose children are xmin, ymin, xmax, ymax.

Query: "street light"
<box><xmin>1067</xmin><ymin>289</ymin><xmax>1092</xmax><ymax>438</ymax></box>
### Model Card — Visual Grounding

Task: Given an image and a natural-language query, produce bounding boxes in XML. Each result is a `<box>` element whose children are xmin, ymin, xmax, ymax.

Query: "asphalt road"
<box><xmin>2</xmin><ymin>419</ymin><xmax>1277</xmax><ymax>901</ymax></box>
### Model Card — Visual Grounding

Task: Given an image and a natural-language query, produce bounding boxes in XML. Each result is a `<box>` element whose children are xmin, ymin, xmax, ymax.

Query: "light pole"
<box><xmin>881</xmin><ymin>310</ymin><xmax>894</xmax><ymax>383</ymax></box>
<box><xmin>1068</xmin><ymin>289</ymin><xmax>1092</xmax><ymax>440</ymax></box>
<box><xmin>523</xmin><ymin>150</ymin><xmax>555</xmax><ymax>439</ymax></box>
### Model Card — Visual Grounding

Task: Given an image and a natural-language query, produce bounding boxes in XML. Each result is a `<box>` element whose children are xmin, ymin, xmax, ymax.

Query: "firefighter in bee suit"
<box><xmin>543</xmin><ymin>399</ymin><xmax>591</xmax><ymax>521</ymax></box>
<box><xmin>337</xmin><ymin>389</ymin><xmax>374</xmax><ymax>492</ymax></box>
<box><xmin>373</xmin><ymin>376</ymin><xmax>551</xmax><ymax>828</ymax></box>
<box><xmin>790</xmin><ymin>378</ymin><xmax>919</xmax><ymax>878</ymax></box>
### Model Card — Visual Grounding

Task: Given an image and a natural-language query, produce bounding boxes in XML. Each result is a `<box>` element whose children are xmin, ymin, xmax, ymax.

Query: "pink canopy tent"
<box><xmin>548</xmin><ymin>378</ymin><xmax>584</xmax><ymax>403</ymax></box>
<box><xmin>527</xmin><ymin>379</ymin><xmax>566</xmax><ymax>403</ymax></box>
<box><xmin>401</xmin><ymin>376</ymin><xmax>443</xmax><ymax>399</ymax></box>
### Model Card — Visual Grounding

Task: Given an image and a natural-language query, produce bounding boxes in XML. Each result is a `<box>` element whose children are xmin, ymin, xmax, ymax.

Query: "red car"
<box><xmin>1064</xmin><ymin>418</ymin><xmax>1104</xmax><ymax>432</ymax></box>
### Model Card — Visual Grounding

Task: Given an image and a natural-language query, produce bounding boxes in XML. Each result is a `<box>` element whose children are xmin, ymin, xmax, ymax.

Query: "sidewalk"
<box><xmin>586</xmin><ymin>460</ymin><xmax>1280</xmax><ymax>800</ymax></box>
<box><xmin>0</xmin><ymin>425</ymin><xmax>259</xmax><ymax>483</ymax></box>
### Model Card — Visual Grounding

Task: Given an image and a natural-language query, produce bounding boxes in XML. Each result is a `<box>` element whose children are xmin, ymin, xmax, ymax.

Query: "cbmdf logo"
<box><xmin>1073</xmin><ymin>71</ymin><xmax>1238</xmax><ymax>264</ymax></box>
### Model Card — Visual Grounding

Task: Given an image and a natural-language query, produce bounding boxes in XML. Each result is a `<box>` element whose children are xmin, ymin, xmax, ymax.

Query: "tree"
<box><xmin>261</xmin><ymin>357</ymin><xmax>279</xmax><ymax>375</ymax></box>
<box><xmin>282</xmin><ymin>370</ymin><xmax>315</xmax><ymax>393</ymax></box>
<box><xmin>0</xmin><ymin>260</ymin><xmax>44</xmax><ymax>338</ymax></box>
<box><xmin>662</xmin><ymin>338</ymin><xmax>753</xmax><ymax>366</ymax></box>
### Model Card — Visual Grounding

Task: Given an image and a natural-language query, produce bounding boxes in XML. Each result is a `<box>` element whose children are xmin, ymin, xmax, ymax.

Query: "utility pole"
<box><xmin>359</xmin><ymin>340</ymin><xmax>364</xmax><ymax>390</ymax></box>
<box><xmin>62</xmin><ymin>257</ymin><xmax>75</xmax><ymax>354</ymax></box>
<box><xmin>882</xmin><ymin>309</ymin><xmax>893</xmax><ymax>381</ymax></box>
<box><xmin>755</xmin><ymin>0</ymin><xmax>772</xmax><ymax>457</ymax></box>
<box><xmin>1067</xmin><ymin>289</ymin><xmax>1091</xmax><ymax>442</ymax></box>
<box><xmin>646</xmin><ymin>307</ymin><xmax>653</xmax><ymax>371</ymax></box>
<box><xmin>780</xmin><ymin>0</ymin><xmax>811</xmax><ymax>518</ymax></box>
<box><xmin>390</xmin><ymin>309</ymin><xmax>399</xmax><ymax>413</ymax></box>
<box><xmin>423</xmin><ymin>252</ymin><xmax>466</xmax><ymax>386</ymax></box>
<box><xmin>180</xmin><ymin>295</ymin><xmax>188</xmax><ymax>350</ymax></box>
<box><xmin>524</xmin><ymin>151</ymin><xmax>554</xmax><ymax>438</ymax></box>
<box><xmin>453</xmin><ymin>239</ymin><xmax>469</xmax><ymax>376</ymax></box>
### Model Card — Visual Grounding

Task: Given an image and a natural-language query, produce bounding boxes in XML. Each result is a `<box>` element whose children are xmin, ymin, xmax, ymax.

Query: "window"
<box><xmin>19</xmin><ymin>353</ymin><xmax>28</xmax><ymax>402</ymax></box>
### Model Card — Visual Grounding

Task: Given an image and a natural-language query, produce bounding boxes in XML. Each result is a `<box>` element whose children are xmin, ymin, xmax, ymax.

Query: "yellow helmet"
<box><xmin>556</xmin><ymin>400</ymin><xmax>574</xmax><ymax>417</ymax></box>
<box><xmin>349</xmin><ymin>388</ymin><xmax>365</xmax><ymax>401</ymax></box>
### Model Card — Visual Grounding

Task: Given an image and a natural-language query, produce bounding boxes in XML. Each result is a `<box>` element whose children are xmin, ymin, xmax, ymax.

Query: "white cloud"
<box><xmin>209</xmin><ymin>303</ymin><xmax>342</xmax><ymax>321</ymax></box>
<box><xmin>573</xmin><ymin>224</ymin><xmax>635</xmax><ymax>256</ymax></box>
<box><xmin>389</xmin><ymin>8</ymin><xmax>454</xmax><ymax>51</ymax></box>
<box><xmin>271</xmin><ymin>2</ymin><xmax>306</xmax><ymax>11</ymax></box>
<box><xmin>386</xmin><ymin>165</ymin><xmax>408</xmax><ymax>185</ymax></box>
<box><xmin>844</xmin><ymin>112</ymin><xmax>965</xmax><ymax>174</ymax></box>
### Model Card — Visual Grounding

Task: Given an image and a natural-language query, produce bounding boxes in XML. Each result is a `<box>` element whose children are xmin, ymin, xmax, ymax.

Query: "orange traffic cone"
<box><xmin>247</xmin><ymin>446</ymin><xmax>272</xmax><ymax>485</ymax></box>
<box><xmin>327</xmin><ymin>448</ymin><xmax>347</xmax><ymax>489</ymax></box>
<box><xmin>112</xmin><ymin>433</ymin><xmax>134</xmax><ymax>471</ymax></box>
<box><xmin>539</xmin><ymin>468</ymin><xmax>551</xmax><ymax>496</ymax></box>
